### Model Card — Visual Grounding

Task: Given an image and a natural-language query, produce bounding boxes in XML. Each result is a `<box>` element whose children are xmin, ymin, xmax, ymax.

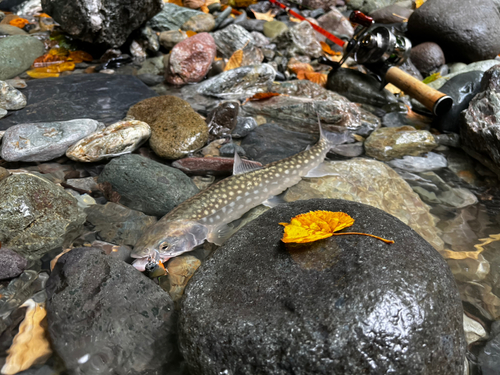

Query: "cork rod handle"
<box><xmin>385</xmin><ymin>66</ymin><xmax>453</xmax><ymax>116</ymax></box>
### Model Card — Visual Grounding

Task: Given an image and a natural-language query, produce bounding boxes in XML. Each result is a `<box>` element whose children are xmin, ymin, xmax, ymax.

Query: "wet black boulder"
<box><xmin>46</xmin><ymin>248</ymin><xmax>176</xmax><ymax>375</ymax></box>
<box><xmin>179</xmin><ymin>199</ymin><xmax>465</xmax><ymax>374</ymax></box>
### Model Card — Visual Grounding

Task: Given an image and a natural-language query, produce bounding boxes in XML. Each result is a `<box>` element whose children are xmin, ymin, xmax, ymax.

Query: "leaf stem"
<box><xmin>332</xmin><ymin>232</ymin><xmax>394</xmax><ymax>244</ymax></box>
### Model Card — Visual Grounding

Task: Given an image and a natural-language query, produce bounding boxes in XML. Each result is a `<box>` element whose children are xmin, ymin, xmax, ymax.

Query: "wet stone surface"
<box><xmin>180</xmin><ymin>199</ymin><xmax>465</xmax><ymax>375</ymax></box>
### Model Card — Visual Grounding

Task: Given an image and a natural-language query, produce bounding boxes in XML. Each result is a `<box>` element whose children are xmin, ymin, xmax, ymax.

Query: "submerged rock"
<box><xmin>97</xmin><ymin>154</ymin><xmax>199</xmax><ymax>217</ymax></box>
<box><xmin>388</xmin><ymin>152</ymin><xmax>448</xmax><ymax>172</ymax></box>
<box><xmin>149</xmin><ymin>3</ymin><xmax>205</xmax><ymax>31</ymax></box>
<box><xmin>172</xmin><ymin>156</ymin><xmax>262</xmax><ymax>176</ymax></box>
<box><xmin>180</xmin><ymin>199</ymin><xmax>465</xmax><ymax>374</ymax></box>
<box><xmin>276</xmin><ymin>21</ymin><xmax>322</xmax><ymax>58</ymax></box>
<box><xmin>212</xmin><ymin>24</ymin><xmax>254</xmax><ymax>58</ymax></box>
<box><xmin>127</xmin><ymin>95</ymin><xmax>208</xmax><ymax>159</ymax></box>
<box><xmin>0</xmin><ymin>74</ymin><xmax>157</xmax><ymax>131</ymax></box>
<box><xmin>0</xmin><ymin>35</ymin><xmax>45</xmax><ymax>80</ymax></box>
<box><xmin>232</xmin><ymin>116</ymin><xmax>257</xmax><ymax>138</ymax></box>
<box><xmin>1</xmin><ymin>119</ymin><xmax>103</xmax><ymax>162</ymax></box>
<box><xmin>0</xmin><ymin>173</ymin><xmax>86</xmax><ymax>259</ymax></box>
<box><xmin>0</xmin><ymin>248</ymin><xmax>27</xmax><ymax>280</ymax></box>
<box><xmin>206</xmin><ymin>101</ymin><xmax>239</xmax><ymax>141</ymax></box>
<box><xmin>41</xmin><ymin>0</ymin><xmax>163</xmax><ymax>47</ymax></box>
<box><xmin>166</xmin><ymin>32</ymin><xmax>216</xmax><ymax>86</ymax></box>
<box><xmin>66</xmin><ymin>119</ymin><xmax>151</xmax><ymax>162</ymax></box>
<box><xmin>0</xmin><ymin>80</ymin><xmax>26</xmax><ymax>110</ymax></box>
<box><xmin>283</xmin><ymin>159</ymin><xmax>444</xmax><ymax>251</ymax></box>
<box><xmin>364</xmin><ymin>126</ymin><xmax>438</xmax><ymax>161</ymax></box>
<box><xmin>46</xmin><ymin>247</ymin><xmax>176</xmax><ymax>375</ymax></box>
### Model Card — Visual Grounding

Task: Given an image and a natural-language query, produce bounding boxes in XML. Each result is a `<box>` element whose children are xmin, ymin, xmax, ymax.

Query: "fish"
<box><xmin>131</xmin><ymin>122</ymin><xmax>352</xmax><ymax>271</ymax></box>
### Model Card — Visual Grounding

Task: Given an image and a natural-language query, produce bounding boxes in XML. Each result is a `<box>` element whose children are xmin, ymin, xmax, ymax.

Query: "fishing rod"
<box><xmin>267</xmin><ymin>0</ymin><xmax>453</xmax><ymax>116</ymax></box>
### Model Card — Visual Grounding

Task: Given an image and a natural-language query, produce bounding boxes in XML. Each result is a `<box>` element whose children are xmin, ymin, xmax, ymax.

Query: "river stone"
<box><xmin>427</xmin><ymin>60</ymin><xmax>500</xmax><ymax>91</ymax></box>
<box><xmin>0</xmin><ymin>173</ymin><xmax>86</xmax><ymax>259</ymax></box>
<box><xmin>0</xmin><ymin>248</ymin><xmax>27</xmax><ymax>280</ymax></box>
<box><xmin>0</xmin><ymin>80</ymin><xmax>26</xmax><ymax>110</ymax></box>
<box><xmin>0</xmin><ymin>74</ymin><xmax>157</xmax><ymax>130</ymax></box>
<box><xmin>276</xmin><ymin>21</ymin><xmax>322</xmax><ymax>58</ymax></box>
<box><xmin>159</xmin><ymin>30</ymin><xmax>187</xmax><ymax>49</ymax></box>
<box><xmin>369</xmin><ymin>4</ymin><xmax>413</xmax><ymax>24</ymax></box>
<box><xmin>364</xmin><ymin>126</ymin><xmax>438</xmax><ymax>161</ymax></box>
<box><xmin>97</xmin><ymin>154</ymin><xmax>199</xmax><ymax>217</ymax></box>
<box><xmin>283</xmin><ymin>159</ymin><xmax>444</xmax><ymax>250</ymax></box>
<box><xmin>165</xmin><ymin>32</ymin><xmax>216</xmax><ymax>86</ymax></box>
<box><xmin>232</xmin><ymin>116</ymin><xmax>257</xmax><ymax>138</ymax></box>
<box><xmin>149</xmin><ymin>3</ymin><xmax>203</xmax><ymax>31</ymax></box>
<box><xmin>212</xmin><ymin>24</ymin><xmax>254</xmax><ymax>58</ymax></box>
<box><xmin>432</xmin><ymin>71</ymin><xmax>484</xmax><ymax>133</ymax></box>
<box><xmin>462</xmin><ymin>65</ymin><xmax>500</xmax><ymax>170</ymax></box>
<box><xmin>46</xmin><ymin>247</ymin><xmax>176</xmax><ymax>375</ymax></box>
<box><xmin>317</xmin><ymin>8</ymin><xmax>354</xmax><ymax>39</ymax></box>
<box><xmin>206</xmin><ymin>101</ymin><xmax>239</xmax><ymax>141</ymax></box>
<box><xmin>179</xmin><ymin>198</ymin><xmax>465</xmax><ymax>374</ymax></box>
<box><xmin>85</xmin><ymin>202</ymin><xmax>157</xmax><ymax>247</ymax></box>
<box><xmin>410</xmin><ymin>42</ymin><xmax>445</xmax><ymax>77</ymax></box>
<box><xmin>479</xmin><ymin>321</ymin><xmax>500</xmax><ymax>375</ymax></box>
<box><xmin>326</xmin><ymin>68</ymin><xmax>397</xmax><ymax>107</ymax></box>
<box><xmin>407</xmin><ymin>0</ymin><xmax>500</xmax><ymax>63</ymax></box>
<box><xmin>181</xmin><ymin>13</ymin><xmax>215</xmax><ymax>32</ymax></box>
<box><xmin>346</xmin><ymin>0</ymin><xmax>399</xmax><ymax>13</ymax></box>
<box><xmin>41</xmin><ymin>0</ymin><xmax>163</xmax><ymax>47</ymax></box>
<box><xmin>65</xmin><ymin>119</ymin><xmax>151</xmax><ymax>162</ymax></box>
<box><xmin>127</xmin><ymin>95</ymin><xmax>208</xmax><ymax>159</ymax></box>
<box><xmin>1</xmin><ymin>119</ymin><xmax>103</xmax><ymax>162</ymax></box>
<box><xmin>241</xmin><ymin>123</ymin><xmax>317</xmax><ymax>165</ymax></box>
<box><xmin>0</xmin><ymin>24</ymin><xmax>27</xmax><ymax>36</ymax></box>
<box><xmin>263</xmin><ymin>20</ymin><xmax>288</xmax><ymax>39</ymax></box>
<box><xmin>0</xmin><ymin>35</ymin><xmax>45</xmax><ymax>80</ymax></box>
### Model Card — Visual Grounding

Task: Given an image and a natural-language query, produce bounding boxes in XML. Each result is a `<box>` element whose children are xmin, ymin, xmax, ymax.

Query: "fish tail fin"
<box><xmin>317</xmin><ymin>113</ymin><xmax>353</xmax><ymax>147</ymax></box>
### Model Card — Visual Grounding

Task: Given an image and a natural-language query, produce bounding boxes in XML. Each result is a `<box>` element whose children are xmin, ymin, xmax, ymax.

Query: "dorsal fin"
<box><xmin>233</xmin><ymin>152</ymin><xmax>262</xmax><ymax>175</ymax></box>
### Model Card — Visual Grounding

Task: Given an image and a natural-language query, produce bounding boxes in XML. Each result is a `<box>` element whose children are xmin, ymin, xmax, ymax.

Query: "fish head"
<box><xmin>131</xmin><ymin>220</ymin><xmax>209</xmax><ymax>269</ymax></box>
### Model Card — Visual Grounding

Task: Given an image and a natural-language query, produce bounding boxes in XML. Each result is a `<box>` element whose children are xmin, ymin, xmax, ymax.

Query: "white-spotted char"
<box><xmin>131</xmin><ymin>125</ymin><xmax>351</xmax><ymax>270</ymax></box>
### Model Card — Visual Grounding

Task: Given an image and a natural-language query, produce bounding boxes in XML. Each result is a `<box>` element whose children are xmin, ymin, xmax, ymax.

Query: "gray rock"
<box><xmin>181</xmin><ymin>13</ymin><xmax>215</xmax><ymax>33</ymax></box>
<box><xmin>263</xmin><ymin>20</ymin><xmax>288</xmax><ymax>39</ymax></box>
<box><xmin>330</xmin><ymin>142</ymin><xmax>364</xmax><ymax>157</ymax></box>
<box><xmin>276</xmin><ymin>21</ymin><xmax>322</xmax><ymax>58</ymax></box>
<box><xmin>97</xmin><ymin>154</ymin><xmax>199</xmax><ymax>217</ymax></box>
<box><xmin>219</xmin><ymin>142</ymin><xmax>245</xmax><ymax>157</ymax></box>
<box><xmin>0</xmin><ymin>74</ymin><xmax>158</xmax><ymax>131</ymax></box>
<box><xmin>0</xmin><ymin>80</ymin><xmax>26</xmax><ymax>110</ymax></box>
<box><xmin>479</xmin><ymin>321</ymin><xmax>500</xmax><ymax>375</ymax></box>
<box><xmin>0</xmin><ymin>173</ymin><xmax>86</xmax><ymax>259</ymax></box>
<box><xmin>241</xmin><ymin>123</ymin><xmax>317</xmax><ymax>165</ymax></box>
<box><xmin>85</xmin><ymin>202</ymin><xmax>157</xmax><ymax>247</ymax></box>
<box><xmin>410</xmin><ymin>42</ymin><xmax>446</xmax><ymax>77</ymax></box>
<box><xmin>433</xmin><ymin>71</ymin><xmax>484</xmax><ymax>133</ymax></box>
<box><xmin>462</xmin><ymin>65</ymin><xmax>500</xmax><ymax>170</ymax></box>
<box><xmin>326</xmin><ymin>68</ymin><xmax>397</xmax><ymax>107</ymax></box>
<box><xmin>233</xmin><ymin>17</ymin><xmax>265</xmax><ymax>33</ymax></box>
<box><xmin>149</xmin><ymin>3</ymin><xmax>203</xmax><ymax>31</ymax></box>
<box><xmin>46</xmin><ymin>247</ymin><xmax>176</xmax><ymax>375</ymax></box>
<box><xmin>1</xmin><ymin>119</ymin><xmax>103</xmax><ymax>162</ymax></box>
<box><xmin>179</xmin><ymin>198</ymin><xmax>465</xmax><ymax>374</ymax></box>
<box><xmin>232</xmin><ymin>116</ymin><xmax>257</xmax><ymax>138</ymax></box>
<box><xmin>213</xmin><ymin>6</ymin><xmax>231</xmax><ymax>29</ymax></box>
<box><xmin>0</xmin><ymin>247</ymin><xmax>27</xmax><ymax>280</ymax></box>
<box><xmin>137</xmin><ymin>56</ymin><xmax>164</xmax><ymax>76</ymax></box>
<box><xmin>41</xmin><ymin>0</ymin><xmax>163</xmax><ymax>47</ymax></box>
<box><xmin>399</xmin><ymin>57</ymin><xmax>424</xmax><ymax>81</ymax></box>
<box><xmin>0</xmin><ymin>35</ymin><xmax>45</xmax><ymax>80</ymax></box>
<box><xmin>317</xmin><ymin>8</ymin><xmax>354</xmax><ymax>39</ymax></box>
<box><xmin>206</xmin><ymin>101</ymin><xmax>239</xmax><ymax>141</ymax></box>
<box><xmin>0</xmin><ymin>107</ymin><xmax>6</xmax><ymax>119</ymax></box>
<box><xmin>0</xmin><ymin>166</ymin><xmax>10</xmax><ymax>180</ymax></box>
<box><xmin>137</xmin><ymin>73</ymin><xmax>164</xmax><ymax>87</ymax></box>
<box><xmin>388</xmin><ymin>152</ymin><xmax>448</xmax><ymax>172</ymax></box>
<box><xmin>159</xmin><ymin>29</ymin><xmax>187</xmax><ymax>49</ymax></box>
<box><xmin>346</xmin><ymin>0</ymin><xmax>399</xmax><ymax>13</ymax></box>
<box><xmin>369</xmin><ymin>4</ymin><xmax>413</xmax><ymax>23</ymax></box>
<box><xmin>0</xmin><ymin>24</ymin><xmax>28</xmax><ymax>35</ymax></box>
<box><xmin>212</xmin><ymin>24</ymin><xmax>255</xmax><ymax>58</ymax></box>
<box><xmin>407</xmin><ymin>0</ymin><xmax>500</xmax><ymax>63</ymax></box>
<box><xmin>427</xmin><ymin>60</ymin><xmax>500</xmax><ymax>90</ymax></box>
<box><xmin>250</xmin><ymin>31</ymin><xmax>270</xmax><ymax>48</ymax></box>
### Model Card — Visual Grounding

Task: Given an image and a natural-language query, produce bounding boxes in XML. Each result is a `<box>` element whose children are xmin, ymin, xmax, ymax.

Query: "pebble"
<box><xmin>388</xmin><ymin>152</ymin><xmax>448</xmax><ymax>172</ymax></box>
<box><xmin>263</xmin><ymin>20</ymin><xmax>288</xmax><ymax>39</ymax></box>
<box><xmin>0</xmin><ymin>24</ymin><xmax>28</xmax><ymax>35</ymax></box>
<box><xmin>232</xmin><ymin>116</ymin><xmax>258</xmax><ymax>138</ymax></box>
<box><xmin>410</xmin><ymin>42</ymin><xmax>446</xmax><ymax>76</ymax></box>
<box><xmin>0</xmin><ymin>80</ymin><xmax>25</xmax><ymax>112</ymax></box>
<box><xmin>317</xmin><ymin>8</ymin><xmax>354</xmax><ymax>39</ymax></box>
<box><xmin>97</xmin><ymin>154</ymin><xmax>199</xmax><ymax>217</ymax></box>
<box><xmin>159</xmin><ymin>29</ymin><xmax>187</xmax><ymax>49</ymax></box>
<box><xmin>277</xmin><ymin>21</ymin><xmax>322</xmax><ymax>58</ymax></box>
<box><xmin>219</xmin><ymin>142</ymin><xmax>245</xmax><ymax>157</ymax></box>
<box><xmin>369</xmin><ymin>4</ymin><xmax>413</xmax><ymax>24</ymax></box>
<box><xmin>206</xmin><ymin>101</ymin><xmax>239</xmax><ymax>141</ymax></box>
<box><xmin>1</xmin><ymin>119</ymin><xmax>104</xmax><ymax>162</ymax></box>
<box><xmin>172</xmin><ymin>156</ymin><xmax>262</xmax><ymax>176</ymax></box>
<box><xmin>364</xmin><ymin>126</ymin><xmax>438</xmax><ymax>161</ymax></box>
<box><xmin>212</xmin><ymin>24</ymin><xmax>255</xmax><ymax>58</ymax></box>
<box><xmin>0</xmin><ymin>166</ymin><xmax>10</xmax><ymax>180</ymax></box>
<box><xmin>0</xmin><ymin>35</ymin><xmax>44</xmax><ymax>80</ymax></box>
<box><xmin>0</xmin><ymin>248</ymin><xmax>27</xmax><ymax>280</ymax></box>
<box><xmin>166</xmin><ymin>32</ymin><xmax>216</xmax><ymax>86</ymax></box>
<box><xmin>127</xmin><ymin>95</ymin><xmax>208</xmax><ymax>160</ymax></box>
<box><xmin>181</xmin><ymin>13</ymin><xmax>215</xmax><ymax>32</ymax></box>
<box><xmin>149</xmin><ymin>3</ymin><xmax>204</xmax><ymax>31</ymax></box>
<box><xmin>66</xmin><ymin>119</ymin><xmax>151</xmax><ymax>162</ymax></box>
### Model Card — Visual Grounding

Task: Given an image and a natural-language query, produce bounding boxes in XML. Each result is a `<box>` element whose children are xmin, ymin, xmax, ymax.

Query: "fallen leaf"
<box><xmin>415</xmin><ymin>0</ymin><xmax>426</xmax><ymax>8</ymax></box>
<box><xmin>296</xmin><ymin>70</ymin><xmax>328</xmax><ymax>87</ymax></box>
<box><xmin>243</xmin><ymin>92</ymin><xmax>281</xmax><ymax>104</ymax></box>
<box><xmin>9</xmin><ymin>18</ymin><xmax>29</xmax><ymax>29</ymax></box>
<box><xmin>37</xmin><ymin>13</ymin><xmax>52</xmax><ymax>18</ymax></box>
<box><xmin>287</xmin><ymin>58</ymin><xmax>314</xmax><ymax>74</ymax></box>
<box><xmin>252</xmin><ymin>10</ymin><xmax>274</xmax><ymax>21</ymax></box>
<box><xmin>1</xmin><ymin>299</ymin><xmax>52</xmax><ymax>375</ymax></box>
<box><xmin>25</xmin><ymin>71</ymin><xmax>60</xmax><ymax>79</ymax></box>
<box><xmin>289</xmin><ymin>16</ymin><xmax>302</xmax><ymax>23</ymax></box>
<box><xmin>50</xmin><ymin>248</ymin><xmax>72</xmax><ymax>271</ymax></box>
<box><xmin>280</xmin><ymin>210</ymin><xmax>394</xmax><ymax>244</ymax></box>
<box><xmin>165</xmin><ymin>0</ymin><xmax>183</xmax><ymax>5</ymax></box>
<box><xmin>320</xmin><ymin>41</ymin><xmax>341</xmax><ymax>56</ymax></box>
<box><xmin>384</xmin><ymin>83</ymin><xmax>402</xmax><ymax>94</ymax></box>
<box><xmin>200</xmin><ymin>4</ymin><xmax>209</xmax><ymax>13</ymax></box>
<box><xmin>205</xmin><ymin>0</ymin><xmax>220</xmax><ymax>5</ymax></box>
<box><xmin>422</xmin><ymin>72</ymin><xmax>441</xmax><ymax>84</ymax></box>
<box><xmin>183</xmin><ymin>0</ymin><xmax>205</xmax><ymax>8</ymax></box>
<box><xmin>223</xmin><ymin>49</ymin><xmax>243</xmax><ymax>71</ymax></box>
<box><xmin>391</xmin><ymin>13</ymin><xmax>408</xmax><ymax>22</ymax></box>
<box><xmin>185</xmin><ymin>30</ymin><xmax>197</xmax><ymax>37</ymax></box>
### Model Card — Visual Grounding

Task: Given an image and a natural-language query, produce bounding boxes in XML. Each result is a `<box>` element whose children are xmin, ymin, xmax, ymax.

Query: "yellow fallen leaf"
<box><xmin>280</xmin><ymin>210</ymin><xmax>394</xmax><ymax>244</ymax></box>
<box><xmin>1</xmin><ymin>299</ymin><xmax>52</xmax><ymax>375</ymax></box>
<box><xmin>385</xmin><ymin>83</ymin><xmax>402</xmax><ymax>94</ymax></box>
<box><xmin>165</xmin><ymin>0</ymin><xmax>183</xmax><ymax>5</ymax></box>
<box><xmin>415</xmin><ymin>0</ymin><xmax>426</xmax><ymax>8</ymax></box>
<box><xmin>320</xmin><ymin>41</ymin><xmax>341</xmax><ymax>56</ymax></box>
<box><xmin>185</xmin><ymin>30</ymin><xmax>197</xmax><ymax>37</ymax></box>
<box><xmin>251</xmin><ymin>10</ymin><xmax>275</xmax><ymax>21</ymax></box>
<box><xmin>391</xmin><ymin>13</ymin><xmax>408</xmax><ymax>22</ymax></box>
<box><xmin>223</xmin><ymin>49</ymin><xmax>243</xmax><ymax>71</ymax></box>
<box><xmin>296</xmin><ymin>70</ymin><xmax>328</xmax><ymax>87</ymax></box>
<box><xmin>200</xmin><ymin>4</ymin><xmax>209</xmax><ymax>13</ymax></box>
<box><xmin>422</xmin><ymin>72</ymin><xmax>441</xmax><ymax>84</ymax></box>
<box><xmin>287</xmin><ymin>58</ymin><xmax>314</xmax><ymax>74</ymax></box>
<box><xmin>290</xmin><ymin>16</ymin><xmax>302</xmax><ymax>23</ymax></box>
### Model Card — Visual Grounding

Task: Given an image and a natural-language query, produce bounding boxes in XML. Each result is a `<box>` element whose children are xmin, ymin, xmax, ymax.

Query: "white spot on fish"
<box><xmin>246</xmin><ymin>198</ymin><xmax>252</xmax><ymax>203</ymax></box>
<box><xmin>285</xmin><ymin>170</ymin><xmax>289</xmax><ymax>174</ymax></box>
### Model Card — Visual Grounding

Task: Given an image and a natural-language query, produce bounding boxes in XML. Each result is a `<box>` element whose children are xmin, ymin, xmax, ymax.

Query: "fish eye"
<box><xmin>159</xmin><ymin>241</ymin><xmax>170</xmax><ymax>251</ymax></box>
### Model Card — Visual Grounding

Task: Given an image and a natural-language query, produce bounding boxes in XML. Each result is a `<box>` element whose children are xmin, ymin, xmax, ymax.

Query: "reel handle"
<box><xmin>385</xmin><ymin>67</ymin><xmax>453</xmax><ymax>116</ymax></box>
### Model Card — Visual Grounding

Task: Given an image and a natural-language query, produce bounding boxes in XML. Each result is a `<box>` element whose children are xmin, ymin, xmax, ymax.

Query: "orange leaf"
<box><xmin>200</xmin><ymin>5</ymin><xmax>209</xmax><ymax>13</ymax></box>
<box><xmin>185</xmin><ymin>30</ymin><xmax>197</xmax><ymax>37</ymax></box>
<box><xmin>243</xmin><ymin>92</ymin><xmax>281</xmax><ymax>104</ymax></box>
<box><xmin>415</xmin><ymin>0</ymin><xmax>426</xmax><ymax>8</ymax></box>
<box><xmin>26</xmin><ymin>71</ymin><xmax>60</xmax><ymax>79</ymax></box>
<box><xmin>165</xmin><ymin>0</ymin><xmax>183</xmax><ymax>5</ymax></box>
<box><xmin>9</xmin><ymin>18</ymin><xmax>29</xmax><ymax>28</ymax></box>
<box><xmin>38</xmin><ymin>13</ymin><xmax>52</xmax><ymax>18</ymax></box>
<box><xmin>289</xmin><ymin>16</ymin><xmax>302</xmax><ymax>23</ymax></box>
<box><xmin>223</xmin><ymin>49</ymin><xmax>243</xmax><ymax>71</ymax></box>
<box><xmin>288</xmin><ymin>59</ymin><xmax>314</xmax><ymax>74</ymax></box>
<box><xmin>68</xmin><ymin>50</ymin><xmax>93</xmax><ymax>63</ymax></box>
<box><xmin>296</xmin><ymin>70</ymin><xmax>328</xmax><ymax>87</ymax></box>
<box><xmin>320</xmin><ymin>41</ymin><xmax>341</xmax><ymax>56</ymax></box>
<box><xmin>251</xmin><ymin>10</ymin><xmax>275</xmax><ymax>21</ymax></box>
<box><xmin>280</xmin><ymin>210</ymin><xmax>394</xmax><ymax>244</ymax></box>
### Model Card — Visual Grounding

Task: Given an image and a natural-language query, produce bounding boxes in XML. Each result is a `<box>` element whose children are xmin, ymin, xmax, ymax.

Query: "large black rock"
<box><xmin>407</xmin><ymin>0</ymin><xmax>500</xmax><ymax>63</ymax></box>
<box><xmin>0</xmin><ymin>74</ymin><xmax>157</xmax><ymax>130</ymax></box>
<box><xmin>46</xmin><ymin>247</ymin><xmax>176</xmax><ymax>375</ymax></box>
<box><xmin>41</xmin><ymin>0</ymin><xmax>163</xmax><ymax>47</ymax></box>
<box><xmin>179</xmin><ymin>199</ymin><xmax>465</xmax><ymax>374</ymax></box>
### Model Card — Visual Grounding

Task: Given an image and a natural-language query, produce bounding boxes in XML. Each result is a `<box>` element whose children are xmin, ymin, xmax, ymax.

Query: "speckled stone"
<box><xmin>179</xmin><ymin>198</ymin><xmax>465</xmax><ymax>374</ymax></box>
<box><xmin>364</xmin><ymin>126</ymin><xmax>438</xmax><ymax>161</ymax></box>
<box><xmin>0</xmin><ymin>173</ymin><xmax>86</xmax><ymax>259</ymax></box>
<box><xmin>127</xmin><ymin>95</ymin><xmax>208</xmax><ymax>160</ymax></box>
<box><xmin>283</xmin><ymin>158</ymin><xmax>444</xmax><ymax>251</ymax></box>
<box><xmin>0</xmin><ymin>80</ymin><xmax>26</xmax><ymax>110</ymax></box>
<box><xmin>181</xmin><ymin>13</ymin><xmax>215</xmax><ymax>32</ymax></box>
<box><xmin>0</xmin><ymin>35</ymin><xmax>45</xmax><ymax>80</ymax></box>
<box><xmin>0</xmin><ymin>247</ymin><xmax>27</xmax><ymax>280</ymax></box>
<box><xmin>1</xmin><ymin>119</ymin><xmax>104</xmax><ymax>162</ymax></box>
<box><xmin>0</xmin><ymin>166</ymin><xmax>9</xmax><ymax>180</ymax></box>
